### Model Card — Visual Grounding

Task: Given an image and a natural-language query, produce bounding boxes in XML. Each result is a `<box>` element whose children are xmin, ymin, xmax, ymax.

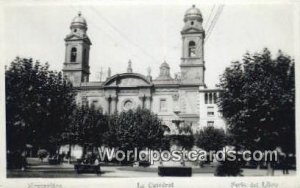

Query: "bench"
<box><xmin>158</xmin><ymin>166</ymin><xmax>192</xmax><ymax>177</ymax></box>
<box><xmin>74</xmin><ymin>164</ymin><xmax>101</xmax><ymax>174</ymax></box>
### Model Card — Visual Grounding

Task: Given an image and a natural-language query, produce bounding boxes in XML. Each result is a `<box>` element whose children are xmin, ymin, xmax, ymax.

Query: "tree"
<box><xmin>194</xmin><ymin>126</ymin><xmax>229</xmax><ymax>171</ymax></box>
<box><xmin>6</xmin><ymin>57</ymin><xmax>76</xmax><ymax>155</ymax></box>
<box><xmin>37</xmin><ymin>149</ymin><xmax>48</xmax><ymax>162</ymax></box>
<box><xmin>194</xmin><ymin>126</ymin><xmax>227</xmax><ymax>152</ymax></box>
<box><xmin>218</xmin><ymin>49</ymin><xmax>295</xmax><ymax>174</ymax></box>
<box><xmin>70</xmin><ymin>105</ymin><xmax>109</xmax><ymax>147</ymax></box>
<box><xmin>64</xmin><ymin>105</ymin><xmax>109</xmax><ymax>161</ymax></box>
<box><xmin>103</xmin><ymin>108</ymin><xmax>165</xmax><ymax>152</ymax></box>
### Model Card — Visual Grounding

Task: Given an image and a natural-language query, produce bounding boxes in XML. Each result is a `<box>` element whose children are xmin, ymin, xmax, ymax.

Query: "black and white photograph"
<box><xmin>1</xmin><ymin>0</ymin><xmax>299</xmax><ymax>187</ymax></box>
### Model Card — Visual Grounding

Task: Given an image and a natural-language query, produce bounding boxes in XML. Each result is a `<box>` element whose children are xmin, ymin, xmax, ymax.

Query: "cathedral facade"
<box><xmin>62</xmin><ymin>5</ymin><xmax>226</xmax><ymax>133</ymax></box>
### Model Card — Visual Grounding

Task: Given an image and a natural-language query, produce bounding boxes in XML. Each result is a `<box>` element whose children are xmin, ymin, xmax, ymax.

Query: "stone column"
<box><xmin>105</xmin><ymin>96</ymin><xmax>110</xmax><ymax>114</ymax></box>
<box><xmin>110</xmin><ymin>96</ymin><xmax>117</xmax><ymax>114</ymax></box>
<box><xmin>145</xmin><ymin>96</ymin><xmax>152</xmax><ymax>110</ymax></box>
<box><xmin>139</xmin><ymin>96</ymin><xmax>145</xmax><ymax>108</ymax></box>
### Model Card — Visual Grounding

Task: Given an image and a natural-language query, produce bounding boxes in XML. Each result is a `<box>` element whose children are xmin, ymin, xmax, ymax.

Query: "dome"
<box><xmin>184</xmin><ymin>5</ymin><xmax>202</xmax><ymax>22</ymax></box>
<box><xmin>154</xmin><ymin>61</ymin><xmax>174</xmax><ymax>81</ymax></box>
<box><xmin>160</xmin><ymin>61</ymin><xmax>170</xmax><ymax>68</ymax></box>
<box><xmin>71</xmin><ymin>12</ymin><xmax>87</xmax><ymax>27</ymax></box>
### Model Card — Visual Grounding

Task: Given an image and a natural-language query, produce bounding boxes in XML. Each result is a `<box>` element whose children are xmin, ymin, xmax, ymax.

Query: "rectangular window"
<box><xmin>207</xmin><ymin>106</ymin><xmax>215</xmax><ymax>116</ymax></box>
<box><xmin>160</xmin><ymin>99</ymin><xmax>167</xmax><ymax>112</ymax></box>
<box><xmin>207</xmin><ymin>121</ymin><xmax>214</xmax><ymax>127</ymax></box>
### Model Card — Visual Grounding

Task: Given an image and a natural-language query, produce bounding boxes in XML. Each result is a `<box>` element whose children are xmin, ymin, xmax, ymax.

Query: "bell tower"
<box><xmin>180</xmin><ymin>5</ymin><xmax>205</xmax><ymax>86</ymax></box>
<box><xmin>62</xmin><ymin>12</ymin><xmax>91</xmax><ymax>85</ymax></box>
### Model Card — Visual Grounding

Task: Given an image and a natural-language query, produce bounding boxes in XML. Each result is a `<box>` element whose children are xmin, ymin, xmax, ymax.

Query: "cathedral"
<box><xmin>62</xmin><ymin>5</ymin><xmax>226</xmax><ymax>133</ymax></box>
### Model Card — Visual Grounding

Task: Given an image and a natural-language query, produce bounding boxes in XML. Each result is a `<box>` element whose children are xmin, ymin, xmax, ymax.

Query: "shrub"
<box><xmin>37</xmin><ymin>149</ymin><xmax>48</xmax><ymax>161</ymax></box>
<box><xmin>215</xmin><ymin>160</ymin><xmax>243</xmax><ymax>176</ymax></box>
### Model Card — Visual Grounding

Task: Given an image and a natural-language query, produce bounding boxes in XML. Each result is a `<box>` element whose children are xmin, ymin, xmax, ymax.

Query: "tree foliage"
<box><xmin>103</xmin><ymin>108</ymin><xmax>165</xmax><ymax>151</ymax></box>
<box><xmin>69</xmin><ymin>105</ymin><xmax>109</xmax><ymax>147</ymax></box>
<box><xmin>194</xmin><ymin>126</ymin><xmax>227</xmax><ymax>151</ymax></box>
<box><xmin>215</xmin><ymin>159</ymin><xmax>243</xmax><ymax>176</ymax></box>
<box><xmin>218</xmin><ymin>49</ymin><xmax>295</xmax><ymax>154</ymax></box>
<box><xmin>6</xmin><ymin>57</ymin><xmax>76</xmax><ymax>153</ymax></box>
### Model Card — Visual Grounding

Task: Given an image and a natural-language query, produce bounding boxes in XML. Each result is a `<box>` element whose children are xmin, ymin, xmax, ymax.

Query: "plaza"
<box><xmin>7</xmin><ymin>158</ymin><xmax>295</xmax><ymax>178</ymax></box>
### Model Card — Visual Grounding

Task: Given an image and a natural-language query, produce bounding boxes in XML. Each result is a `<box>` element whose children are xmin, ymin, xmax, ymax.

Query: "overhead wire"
<box><xmin>68</xmin><ymin>5</ymin><xmax>132</xmax><ymax>81</ymax></box>
<box><xmin>67</xmin><ymin>5</ymin><xmax>224</xmax><ymax>69</ymax></box>
<box><xmin>204</xmin><ymin>5</ymin><xmax>216</xmax><ymax>30</ymax></box>
<box><xmin>89</xmin><ymin>7</ymin><xmax>161</xmax><ymax>65</ymax></box>
<box><xmin>205</xmin><ymin>5</ymin><xmax>224</xmax><ymax>43</ymax></box>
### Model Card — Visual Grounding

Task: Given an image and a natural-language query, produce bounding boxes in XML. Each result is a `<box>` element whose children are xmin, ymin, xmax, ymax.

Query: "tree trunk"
<box><xmin>266</xmin><ymin>162</ymin><xmax>274</xmax><ymax>176</ymax></box>
<box><xmin>68</xmin><ymin>144</ymin><xmax>72</xmax><ymax>164</ymax></box>
<box><xmin>256</xmin><ymin>162</ymin><xmax>260</xmax><ymax>169</ymax></box>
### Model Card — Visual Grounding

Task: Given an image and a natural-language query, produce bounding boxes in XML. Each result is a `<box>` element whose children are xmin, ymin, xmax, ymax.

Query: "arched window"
<box><xmin>188</xmin><ymin>41</ymin><xmax>196</xmax><ymax>57</ymax></box>
<box><xmin>70</xmin><ymin>47</ymin><xmax>77</xmax><ymax>62</ymax></box>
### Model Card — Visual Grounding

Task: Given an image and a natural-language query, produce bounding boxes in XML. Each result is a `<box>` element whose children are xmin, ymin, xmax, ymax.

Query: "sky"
<box><xmin>1</xmin><ymin>1</ymin><xmax>296</xmax><ymax>87</ymax></box>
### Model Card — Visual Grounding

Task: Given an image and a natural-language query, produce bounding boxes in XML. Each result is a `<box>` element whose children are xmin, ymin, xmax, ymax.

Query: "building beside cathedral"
<box><xmin>62</xmin><ymin>5</ymin><xmax>226</xmax><ymax>133</ymax></box>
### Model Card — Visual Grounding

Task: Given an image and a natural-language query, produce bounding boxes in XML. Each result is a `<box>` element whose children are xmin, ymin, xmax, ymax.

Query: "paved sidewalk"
<box><xmin>242</xmin><ymin>168</ymin><xmax>296</xmax><ymax>176</ymax></box>
<box><xmin>7</xmin><ymin>160</ymin><xmax>296</xmax><ymax>178</ymax></box>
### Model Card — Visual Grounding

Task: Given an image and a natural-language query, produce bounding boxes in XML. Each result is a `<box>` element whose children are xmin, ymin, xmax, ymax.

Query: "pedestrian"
<box><xmin>21</xmin><ymin>150</ymin><xmax>27</xmax><ymax>171</ymax></box>
<box><xmin>282</xmin><ymin>153</ymin><xmax>289</xmax><ymax>175</ymax></box>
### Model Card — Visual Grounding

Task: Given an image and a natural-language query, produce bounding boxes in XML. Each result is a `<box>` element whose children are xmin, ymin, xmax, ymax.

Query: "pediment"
<box><xmin>104</xmin><ymin>73</ymin><xmax>152</xmax><ymax>87</ymax></box>
<box><xmin>65</xmin><ymin>34</ymin><xmax>91</xmax><ymax>44</ymax></box>
<box><xmin>65</xmin><ymin>34</ymin><xmax>82</xmax><ymax>40</ymax></box>
<box><xmin>181</xmin><ymin>27</ymin><xmax>203</xmax><ymax>34</ymax></box>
